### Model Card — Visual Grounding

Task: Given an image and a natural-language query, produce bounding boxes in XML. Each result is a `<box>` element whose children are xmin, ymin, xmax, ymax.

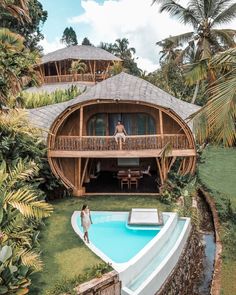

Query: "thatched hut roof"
<box><xmin>27</xmin><ymin>72</ymin><xmax>200</xmax><ymax>133</ymax></box>
<box><xmin>41</xmin><ymin>45</ymin><xmax>122</xmax><ymax>64</ymax></box>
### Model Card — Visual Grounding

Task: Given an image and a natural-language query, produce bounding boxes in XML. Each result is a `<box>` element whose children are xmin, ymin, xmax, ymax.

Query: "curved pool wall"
<box><xmin>71</xmin><ymin>211</ymin><xmax>191</xmax><ymax>295</ymax></box>
<box><xmin>122</xmin><ymin>218</ymin><xmax>191</xmax><ymax>295</ymax></box>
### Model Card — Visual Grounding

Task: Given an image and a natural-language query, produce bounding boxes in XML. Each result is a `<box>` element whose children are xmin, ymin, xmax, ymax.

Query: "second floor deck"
<box><xmin>48</xmin><ymin>134</ymin><xmax>196</xmax><ymax>158</ymax></box>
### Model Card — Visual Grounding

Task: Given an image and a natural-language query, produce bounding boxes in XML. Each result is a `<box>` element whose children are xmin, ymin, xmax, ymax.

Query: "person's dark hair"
<box><xmin>117</xmin><ymin>120</ymin><xmax>121</xmax><ymax>124</ymax></box>
<box><xmin>82</xmin><ymin>204</ymin><xmax>88</xmax><ymax>211</ymax></box>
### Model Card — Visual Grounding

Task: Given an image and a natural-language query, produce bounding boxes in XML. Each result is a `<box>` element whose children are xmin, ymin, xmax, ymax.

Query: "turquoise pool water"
<box><xmin>77</xmin><ymin>212</ymin><xmax>160</xmax><ymax>263</ymax></box>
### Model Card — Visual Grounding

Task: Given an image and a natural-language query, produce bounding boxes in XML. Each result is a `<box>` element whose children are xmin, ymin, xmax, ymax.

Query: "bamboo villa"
<box><xmin>28</xmin><ymin>71</ymin><xmax>200</xmax><ymax>196</ymax></box>
<box><xmin>36</xmin><ymin>45</ymin><xmax>122</xmax><ymax>84</ymax></box>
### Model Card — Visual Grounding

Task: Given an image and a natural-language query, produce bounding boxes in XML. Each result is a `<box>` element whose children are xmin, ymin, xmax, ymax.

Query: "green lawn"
<box><xmin>198</xmin><ymin>146</ymin><xmax>236</xmax><ymax>295</ymax></box>
<box><xmin>31</xmin><ymin>195</ymin><xmax>173</xmax><ymax>294</ymax></box>
<box><xmin>198</xmin><ymin>146</ymin><xmax>236</xmax><ymax>207</ymax></box>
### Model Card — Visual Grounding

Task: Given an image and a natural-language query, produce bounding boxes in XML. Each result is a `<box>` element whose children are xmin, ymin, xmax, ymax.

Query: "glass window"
<box><xmin>87</xmin><ymin>113</ymin><xmax>156</xmax><ymax>135</ymax></box>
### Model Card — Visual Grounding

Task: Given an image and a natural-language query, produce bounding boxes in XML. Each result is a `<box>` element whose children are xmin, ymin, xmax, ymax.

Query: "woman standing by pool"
<box><xmin>81</xmin><ymin>204</ymin><xmax>92</xmax><ymax>243</ymax></box>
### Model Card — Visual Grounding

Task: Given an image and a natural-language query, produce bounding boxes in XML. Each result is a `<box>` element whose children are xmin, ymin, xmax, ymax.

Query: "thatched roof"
<box><xmin>41</xmin><ymin>45</ymin><xmax>122</xmax><ymax>64</ymax></box>
<box><xmin>27</xmin><ymin>72</ymin><xmax>200</xmax><ymax>133</ymax></box>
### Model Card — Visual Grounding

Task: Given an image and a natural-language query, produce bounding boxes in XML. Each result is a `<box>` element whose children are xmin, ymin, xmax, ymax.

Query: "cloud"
<box><xmin>39</xmin><ymin>36</ymin><xmax>65</xmax><ymax>54</ymax></box>
<box><xmin>68</xmin><ymin>0</ymin><xmax>192</xmax><ymax>72</ymax></box>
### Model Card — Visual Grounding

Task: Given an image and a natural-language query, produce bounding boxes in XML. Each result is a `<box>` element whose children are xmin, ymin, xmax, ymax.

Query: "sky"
<box><xmin>39</xmin><ymin>0</ymin><xmax>236</xmax><ymax>72</ymax></box>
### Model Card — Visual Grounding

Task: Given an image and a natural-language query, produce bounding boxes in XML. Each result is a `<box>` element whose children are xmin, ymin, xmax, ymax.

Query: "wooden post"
<box><xmin>48</xmin><ymin>63</ymin><xmax>51</xmax><ymax>77</ymax></box>
<box><xmin>93</xmin><ymin>60</ymin><xmax>96</xmax><ymax>82</ymax></box>
<box><xmin>88</xmin><ymin>61</ymin><xmax>93</xmax><ymax>81</ymax></box>
<box><xmin>39</xmin><ymin>66</ymin><xmax>44</xmax><ymax>83</ymax></box>
<box><xmin>55</xmin><ymin>61</ymin><xmax>61</xmax><ymax>82</ymax></box>
<box><xmin>159</xmin><ymin>110</ymin><xmax>164</xmax><ymax>146</ymax></box>
<box><xmin>103</xmin><ymin>62</ymin><xmax>110</xmax><ymax>80</ymax></box>
<box><xmin>79</xmin><ymin>107</ymin><xmax>83</xmax><ymax>137</ymax></box>
<box><xmin>156</xmin><ymin>157</ymin><xmax>164</xmax><ymax>186</ymax></box>
<box><xmin>81</xmin><ymin>158</ymin><xmax>89</xmax><ymax>185</ymax></box>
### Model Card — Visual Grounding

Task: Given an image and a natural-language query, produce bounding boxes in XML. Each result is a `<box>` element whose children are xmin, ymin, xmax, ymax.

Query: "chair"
<box><xmin>141</xmin><ymin>165</ymin><xmax>151</xmax><ymax>176</ymax></box>
<box><xmin>130</xmin><ymin>177</ymin><xmax>138</xmax><ymax>189</ymax></box>
<box><xmin>121</xmin><ymin>177</ymin><xmax>130</xmax><ymax>189</ymax></box>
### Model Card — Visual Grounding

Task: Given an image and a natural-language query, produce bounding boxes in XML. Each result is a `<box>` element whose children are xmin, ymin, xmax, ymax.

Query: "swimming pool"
<box><xmin>71</xmin><ymin>211</ymin><xmax>191</xmax><ymax>295</ymax></box>
<box><xmin>75</xmin><ymin>212</ymin><xmax>161</xmax><ymax>263</ymax></box>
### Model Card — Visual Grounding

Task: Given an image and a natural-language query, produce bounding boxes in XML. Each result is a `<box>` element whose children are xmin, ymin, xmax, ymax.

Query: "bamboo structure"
<box><xmin>28</xmin><ymin>72</ymin><xmax>200</xmax><ymax>196</ymax></box>
<box><xmin>36</xmin><ymin>45</ymin><xmax>122</xmax><ymax>84</ymax></box>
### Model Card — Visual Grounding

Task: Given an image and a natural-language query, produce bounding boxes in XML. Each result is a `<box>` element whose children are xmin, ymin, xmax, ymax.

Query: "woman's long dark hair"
<box><xmin>81</xmin><ymin>204</ymin><xmax>88</xmax><ymax>211</ymax></box>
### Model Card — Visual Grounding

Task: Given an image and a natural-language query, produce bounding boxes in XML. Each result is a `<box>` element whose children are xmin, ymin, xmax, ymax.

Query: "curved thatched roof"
<box><xmin>41</xmin><ymin>45</ymin><xmax>122</xmax><ymax>64</ymax></box>
<box><xmin>27</xmin><ymin>72</ymin><xmax>200</xmax><ymax>133</ymax></box>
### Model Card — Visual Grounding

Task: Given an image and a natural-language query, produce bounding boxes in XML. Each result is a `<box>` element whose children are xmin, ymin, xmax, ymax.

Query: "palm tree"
<box><xmin>112</xmin><ymin>38</ymin><xmax>136</xmax><ymax>60</ymax></box>
<box><xmin>191</xmin><ymin>48</ymin><xmax>236</xmax><ymax>146</ymax></box>
<box><xmin>70</xmin><ymin>60</ymin><xmax>87</xmax><ymax>81</ymax></box>
<box><xmin>109</xmin><ymin>61</ymin><xmax>125</xmax><ymax>76</ymax></box>
<box><xmin>0</xmin><ymin>0</ymin><xmax>30</xmax><ymax>23</ymax></box>
<box><xmin>0</xmin><ymin>28</ymin><xmax>41</xmax><ymax>106</ymax></box>
<box><xmin>99</xmin><ymin>42</ymin><xmax>114</xmax><ymax>53</ymax></box>
<box><xmin>153</xmin><ymin>0</ymin><xmax>236</xmax><ymax>102</ymax></box>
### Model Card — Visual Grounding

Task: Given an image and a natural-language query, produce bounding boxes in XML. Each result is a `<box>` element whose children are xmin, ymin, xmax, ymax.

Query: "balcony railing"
<box><xmin>53</xmin><ymin>134</ymin><xmax>191</xmax><ymax>151</ymax></box>
<box><xmin>44</xmin><ymin>73</ymin><xmax>109</xmax><ymax>84</ymax></box>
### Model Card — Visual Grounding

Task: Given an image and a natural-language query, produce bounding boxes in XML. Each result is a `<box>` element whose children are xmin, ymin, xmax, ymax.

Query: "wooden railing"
<box><xmin>53</xmin><ymin>134</ymin><xmax>191</xmax><ymax>151</ymax></box>
<box><xmin>44</xmin><ymin>73</ymin><xmax>109</xmax><ymax>84</ymax></box>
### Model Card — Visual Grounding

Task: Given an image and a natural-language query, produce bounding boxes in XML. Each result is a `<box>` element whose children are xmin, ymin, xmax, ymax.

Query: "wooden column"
<box><xmin>73</xmin><ymin>106</ymin><xmax>85</xmax><ymax>197</ymax></box>
<box><xmin>39</xmin><ymin>66</ymin><xmax>44</xmax><ymax>83</ymax></box>
<box><xmin>88</xmin><ymin>61</ymin><xmax>93</xmax><ymax>81</ymax></box>
<box><xmin>79</xmin><ymin>107</ymin><xmax>83</xmax><ymax>137</ymax></box>
<box><xmin>93</xmin><ymin>60</ymin><xmax>96</xmax><ymax>82</ymax></box>
<box><xmin>103</xmin><ymin>62</ymin><xmax>110</xmax><ymax>80</ymax></box>
<box><xmin>159</xmin><ymin>109</ymin><xmax>164</xmax><ymax>147</ymax></box>
<box><xmin>54</xmin><ymin>61</ymin><xmax>61</xmax><ymax>82</ymax></box>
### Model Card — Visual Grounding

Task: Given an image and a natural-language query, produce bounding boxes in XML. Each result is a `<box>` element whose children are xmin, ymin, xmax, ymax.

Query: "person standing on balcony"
<box><xmin>114</xmin><ymin>120</ymin><xmax>127</xmax><ymax>144</ymax></box>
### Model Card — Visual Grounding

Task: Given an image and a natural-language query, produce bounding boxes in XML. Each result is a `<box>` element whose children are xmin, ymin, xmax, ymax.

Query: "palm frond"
<box><xmin>212</xmin><ymin>3</ymin><xmax>236</xmax><ymax>25</ymax></box>
<box><xmin>4</xmin><ymin>189</ymin><xmax>53</xmax><ymax>219</ymax></box>
<box><xmin>212</xmin><ymin>29</ymin><xmax>236</xmax><ymax>47</ymax></box>
<box><xmin>0</xmin><ymin>0</ymin><xmax>31</xmax><ymax>23</ymax></box>
<box><xmin>17</xmin><ymin>249</ymin><xmax>43</xmax><ymax>271</ymax></box>
<box><xmin>157</xmin><ymin>32</ymin><xmax>194</xmax><ymax>48</ymax></box>
<box><xmin>190</xmin><ymin>48</ymin><xmax>236</xmax><ymax>146</ymax></box>
<box><xmin>154</xmin><ymin>0</ymin><xmax>199</xmax><ymax>27</ymax></box>
<box><xmin>7</xmin><ymin>159</ymin><xmax>39</xmax><ymax>190</ymax></box>
<box><xmin>184</xmin><ymin>60</ymin><xmax>208</xmax><ymax>85</ymax></box>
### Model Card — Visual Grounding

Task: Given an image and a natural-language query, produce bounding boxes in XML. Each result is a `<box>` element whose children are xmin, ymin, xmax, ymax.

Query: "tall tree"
<box><xmin>153</xmin><ymin>0</ymin><xmax>236</xmax><ymax>102</ymax></box>
<box><xmin>99</xmin><ymin>41</ymin><xmax>114</xmax><ymax>53</ymax></box>
<box><xmin>0</xmin><ymin>0</ymin><xmax>47</xmax><ymax>50</ymax></box>
<box><xmin>112</xmin><ymin>38</ymin><xmax>136</xmax><ymax>60</ymax></box>
<box><xmin>191</xmin><ymin>48</ymin><xmax>236</xmax><ymax>147</ymax></box>
<box><xmin>61</xmin><ymin>26</ymin><xmax>78</xmax><ymax>47</ymax></box>
<box><xmin>82</xmin><ymin>37</ymin><xmax>92</xmax><ymax>46</ymax></box>
<box><xmin>112</xmin><ymin>38</ymin><xmax>141</xmax><ymax>76</ymax></box>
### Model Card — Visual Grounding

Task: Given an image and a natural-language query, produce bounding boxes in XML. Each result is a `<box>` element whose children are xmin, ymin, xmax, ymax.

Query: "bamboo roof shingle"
<box><xmin>41</xmin><ymin>45</ymin><xmax>122</xmax><ymax>64</ymax></box>
<box><xmin>27</xmin><ymin>72</ymin><xmax>200</xmax><ymax>134</ymax></box>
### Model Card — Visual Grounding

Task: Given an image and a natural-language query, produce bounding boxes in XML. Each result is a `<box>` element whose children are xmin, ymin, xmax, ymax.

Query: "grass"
<box><xmin>198</xmin><ymin>145</ymin><xmax>236</xmax><ymax>295</ymax></box>
<box><xmin>198</xmin><ymin>146</ymin><xmax>236</xmax><ymax>207</ymax></box>
<box><xmin>31</xmin><ymin>195</ymin><xmax>173</xmax><ymax>295</ymax></box>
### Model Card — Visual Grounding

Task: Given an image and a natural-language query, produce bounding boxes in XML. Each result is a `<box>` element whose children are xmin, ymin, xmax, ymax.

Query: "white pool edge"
<box><xmin>71</xmin><ymin>211</ymin><xmax>176</xmax><ymax>273</ymax></box>
<box><xmin>123</xmin><ymin>217</ymin><xmax>191</xmax><ymax>295</ymax></box>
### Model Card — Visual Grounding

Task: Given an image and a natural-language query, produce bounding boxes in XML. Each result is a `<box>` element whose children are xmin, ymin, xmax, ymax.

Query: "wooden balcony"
<box><xmin>48</xmin><ymin>134</ymin><xmax>196</xmax><ymax>158</ymax></box>
<box><xmin>44</xmin><ymin>73</ymin><xmax>109</xmax><ymax>84</ymax></box>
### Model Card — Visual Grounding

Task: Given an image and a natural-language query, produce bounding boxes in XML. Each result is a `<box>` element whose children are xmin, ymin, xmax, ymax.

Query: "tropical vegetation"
<box><xmin>0</xmin><ymin>109</ymin><xmax>54</xmax><ymax>294</ymax></box>
<box><xmin>192</xmin><ymin>48</ymin><xmax>236</xmax><ymax>146</ymax></box>
<box><xmin>99</xmin><ymin>38</ymin><xmax>141</xmax><ymax>76</ymax></box>
<box><xmin>152</xmin><ymin>0</ymin><xmax>236</xmax><ymax>103</ymax></box>
<box><xmin>9</xmin><ymin>85</ymin><xmax>81</xmax><ymax>109</ymax></box>
<box><xmin>61</xmin><ymin>27</ymin><xmax>78</xmax><ymax>47</ymax></box>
